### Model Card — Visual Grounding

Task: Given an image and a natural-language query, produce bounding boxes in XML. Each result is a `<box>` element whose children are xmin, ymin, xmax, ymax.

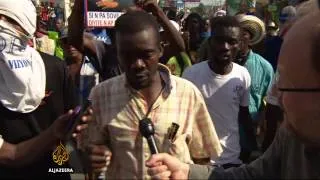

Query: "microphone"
<box><xmin>139</xmin><ymin>118</ymin><xmax>159</xmax><ymax>154</ymax></box>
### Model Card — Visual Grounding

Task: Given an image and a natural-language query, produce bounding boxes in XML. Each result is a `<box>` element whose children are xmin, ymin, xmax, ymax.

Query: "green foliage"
<box><xmin>190</xmin><ymin>3</ymin><xmax>206</xmax><ymax>17</ymax></box>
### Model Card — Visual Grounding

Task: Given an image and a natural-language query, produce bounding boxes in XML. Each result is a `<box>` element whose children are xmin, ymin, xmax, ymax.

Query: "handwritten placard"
<box><xmin>85</xmin><ymin>0</ymin><xmax>134</xmax><ymax>27</ymax></box>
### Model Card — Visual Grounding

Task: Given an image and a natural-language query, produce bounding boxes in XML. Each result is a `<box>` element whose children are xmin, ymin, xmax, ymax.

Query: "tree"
<box><xmin>190</xmin><ymin>3</ymin><xmax>206</xmax><ymax>16</ymax></box>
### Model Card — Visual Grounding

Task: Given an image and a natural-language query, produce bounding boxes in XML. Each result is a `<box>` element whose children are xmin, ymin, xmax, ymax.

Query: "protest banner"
<box><xmin>85</xmin><ymin>0</ymin><xmax>135</xmax><ymax>27</ymax></box>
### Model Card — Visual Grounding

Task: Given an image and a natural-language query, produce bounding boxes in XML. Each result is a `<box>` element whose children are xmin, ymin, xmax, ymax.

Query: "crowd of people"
<box><xmin>38</xmin><ymin>1</ymin><xmax>65</xmax><ymax>30</ymax></box>
<box><xmin>0</xmin><ymin>0</ymin><xmax>319</xmax><ymax>179</ymax></box>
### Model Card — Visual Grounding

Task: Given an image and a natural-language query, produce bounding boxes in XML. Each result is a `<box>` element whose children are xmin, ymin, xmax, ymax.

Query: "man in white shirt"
<box><xmin>183</xmin><ymin>16</ymin><xmax>256</xmax><ymax>168</ymax></box>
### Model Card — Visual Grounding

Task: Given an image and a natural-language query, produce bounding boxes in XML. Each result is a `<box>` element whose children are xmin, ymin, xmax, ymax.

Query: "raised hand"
<box><xmin>96</xmin><ymin>0</ymin><xmax>119</xmax><ymax>9</ymax></box>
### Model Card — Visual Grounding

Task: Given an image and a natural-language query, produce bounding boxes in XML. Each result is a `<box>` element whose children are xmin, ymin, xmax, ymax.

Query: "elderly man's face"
<box><xmin>277</xmin><ymin>11</ymin><xmax>320</xmax><ymax>147</ymax></box>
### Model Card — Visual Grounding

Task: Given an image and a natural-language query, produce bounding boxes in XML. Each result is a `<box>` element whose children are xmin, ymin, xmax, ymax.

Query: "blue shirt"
<box><xmin>245</xmin><ymin>50</ymin><xmax>274</xmax><ymax>121</ymax></box>
<box><xmin>240</xmin><ymin>50</ymin><xmax>274</xmax><ymax>151</ymax></box>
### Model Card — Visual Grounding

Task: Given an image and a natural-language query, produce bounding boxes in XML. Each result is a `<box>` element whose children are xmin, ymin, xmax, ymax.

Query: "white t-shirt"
<box><xmin>79</xmin><ymin>56</ymin><xmax>100</xmax><ymax>105</ymax></box>
<box><xmin>265</xmin><ymin>70</ymin><xmax>280</xmax><ymax>106</ymax></box>
<box><xmin>183</xmin><ymin>61</ymin><xmax>251</xmax><ymax>165</ymax></box>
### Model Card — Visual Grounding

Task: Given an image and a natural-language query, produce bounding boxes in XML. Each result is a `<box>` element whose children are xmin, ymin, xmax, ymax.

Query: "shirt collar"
<box><xmin>159</xmin><ymin>63</ymin><xmax>172</xmax><ymax>98</ymax></box>
<box><xmin>244</xmin><ymin>50</ymin><xmax>254</xmax><ymax>65</ymax></box>
<box><xmin>84</xmin><ymin>56</ymin><xmax>91</xmax><ymax>63</ymax></box>
<box><xmin>247</xmin><ymin>50</ymin><xmax>253</xmax><ymax>58</ymax></box>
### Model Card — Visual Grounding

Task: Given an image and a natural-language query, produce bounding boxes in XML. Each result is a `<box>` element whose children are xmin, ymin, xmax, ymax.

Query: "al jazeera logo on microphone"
<box><xmin>48</xmin><ymin>141</ymin><xmax>74</xmax><ymax>173</ymax></box>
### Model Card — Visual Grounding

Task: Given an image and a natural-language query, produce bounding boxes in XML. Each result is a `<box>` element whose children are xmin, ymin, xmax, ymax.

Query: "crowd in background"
<box><xmin>0</xmin><ymin>0</ymin><xmax>319</xmax><ymax>179</ymax></box>
<box><xmin>37</xmin><ymin>1</ymin><xmax>65</xmax><ymax>30</ymax></box>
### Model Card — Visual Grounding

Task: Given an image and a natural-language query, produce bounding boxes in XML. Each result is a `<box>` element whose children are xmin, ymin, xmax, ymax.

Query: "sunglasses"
<box><xmin>278</xmin><ymin>88</ymin><xmax>320</xmax><ymax>92</ymax></box>
<box><xmin>275</xmin><ymin>70</ymin><xmax>320</xmax><ymax>92</ymax></box>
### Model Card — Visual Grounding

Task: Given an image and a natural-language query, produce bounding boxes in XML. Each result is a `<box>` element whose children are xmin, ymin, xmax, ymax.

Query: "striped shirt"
<box><xmin>87</xmin><ymin>64</ymin><xmax>222</xmax><ymax>179</ymax></box>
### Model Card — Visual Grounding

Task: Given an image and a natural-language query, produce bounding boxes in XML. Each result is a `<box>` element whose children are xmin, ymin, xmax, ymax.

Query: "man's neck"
<box><xmin>140</xmin><ymin>71</ymin><xmax>164</xmax><ymax>107</ymax></box>
<box><xmin>239</xmin><ymin>49</ymin><xmax>250</xmax><ymax>66</ymax></box>
<box><xmin>244</xmin><ymin>48</ymin><xmax>250</xmax><ymax>56</ymax></box>
<box><xmin>208</xmin><ymin>61</ymin><xmax>233</xmax><ymax>75</ymax></box>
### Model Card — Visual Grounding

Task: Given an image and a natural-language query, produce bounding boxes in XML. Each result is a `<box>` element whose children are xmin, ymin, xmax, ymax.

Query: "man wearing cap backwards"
<box><xmin>183</xmin><ymin>16</ymin><xmax>256</xmax><ymax>169</ymax></box>
<box><xmin>235</xmin><ymin>15</ymin><xmax>274</xmax><ymax>163</ymax></box>
<box><xmin>146</xmin><ymin>4</ymin><xmax>320</xmax><ymax>179</ymax></box>
<box><xmin>0</xmin><ymin>0</ymin><xmax>86</xmax><ymax>179</ymax></box>
<box><xmin>279</xmin><ymin>5</ymin><xmax>297</xmax><ymax>38</ymax></box>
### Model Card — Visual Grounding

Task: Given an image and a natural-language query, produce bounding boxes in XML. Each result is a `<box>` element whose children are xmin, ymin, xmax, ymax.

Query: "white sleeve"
<box><xmin>181</xmin><ymin>66</ymin><xmax>193</xmax><ymax>80</ymax></box>
<box><xmin>265</xmin><ymin>70</ymin><xmax>280</xmax><ymax>106</ymax></box>
<box><xmin>240</xmin><ymin>69</ymin><xmax>251</xmax><ymax>107</ymax></box>
<box><xmin>0</xmin><ymin>135</ymin><xmax>3</xmax><ymax>150</ymax></box>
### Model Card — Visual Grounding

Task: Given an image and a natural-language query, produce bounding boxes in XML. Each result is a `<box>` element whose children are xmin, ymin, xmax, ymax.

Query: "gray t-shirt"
<box><xmin>189</xmin><ymin>125</ymin><xmax>320</xmax><ymax>179</ymax></box>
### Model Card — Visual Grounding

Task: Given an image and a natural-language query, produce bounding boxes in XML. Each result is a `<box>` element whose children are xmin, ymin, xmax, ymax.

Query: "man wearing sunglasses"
<box><xmin>146</xmin><ymin>1</ymin><xmax>320</xmax><ymax>178</ymax></box>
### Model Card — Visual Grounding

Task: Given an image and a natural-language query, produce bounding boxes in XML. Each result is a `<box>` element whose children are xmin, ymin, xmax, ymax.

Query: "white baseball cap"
<box><xmin>0</xmin><ymin>0</ymin><xmax>37</xmax><ymax>36</ymax></box>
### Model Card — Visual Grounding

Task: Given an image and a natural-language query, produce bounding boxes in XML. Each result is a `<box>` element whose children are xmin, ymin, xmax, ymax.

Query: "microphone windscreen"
<box><xmin>139</xmin><ymin>118</ymin><xmax>155</xmax><ymax>138</ymax></box>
